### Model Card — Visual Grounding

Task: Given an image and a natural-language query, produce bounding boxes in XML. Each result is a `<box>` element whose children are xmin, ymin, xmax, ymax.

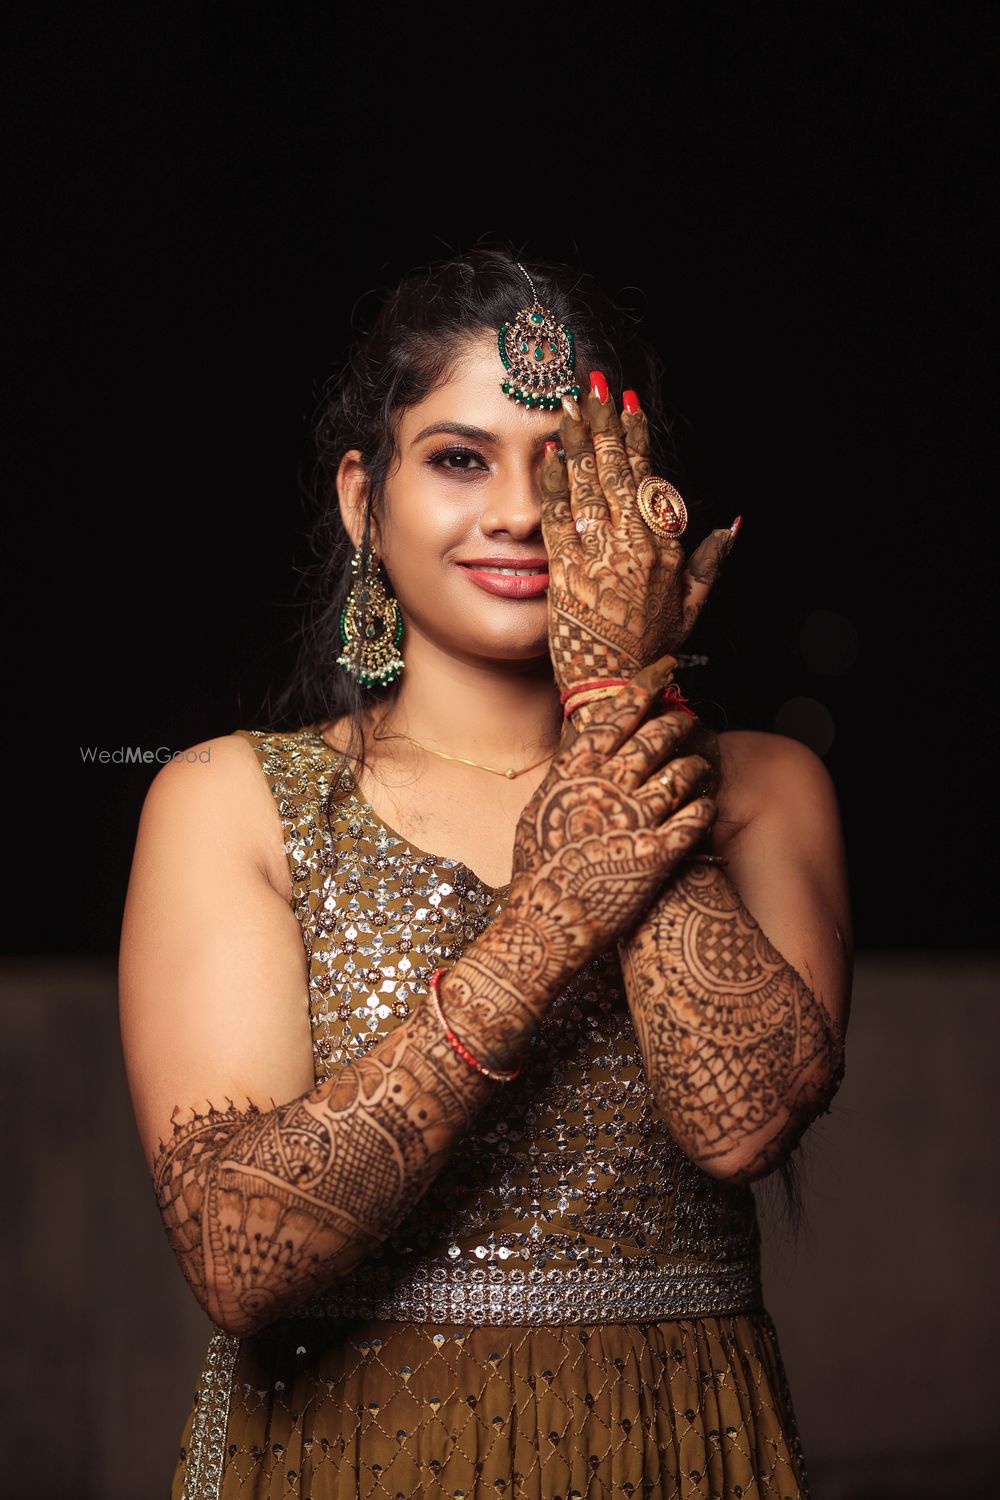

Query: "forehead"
<box><xmin>398</xmin><ymin>332</ymin><xmax>562</xmax><ymax>444</ymax></box>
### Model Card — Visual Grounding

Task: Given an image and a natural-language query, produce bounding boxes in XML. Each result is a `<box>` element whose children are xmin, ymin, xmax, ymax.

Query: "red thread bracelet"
<box><xmin>558</xmin><ymin>677</ymin><xmax>630</xmax><ymax>704</ymax></box>
<box><xmin>428</xmin><ymin>967</ymin><xmax>521</xmax><ymax>1082</ymax></box>
<box><xmin>661</xmin><ymin>683</ymin><xmax>698</xmax><ymax>718</ymax></box>
<box><xmin>560</xmin><ymin>676</ymin><xmax>698</xmax><ymax>720</ymax></box>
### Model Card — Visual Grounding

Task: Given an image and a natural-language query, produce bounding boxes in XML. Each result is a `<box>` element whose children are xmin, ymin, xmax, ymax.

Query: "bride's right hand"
<box><xmin>504</xmin><ymin>660</ymin><xmax>717</xmax><ymax>989</ymax></box>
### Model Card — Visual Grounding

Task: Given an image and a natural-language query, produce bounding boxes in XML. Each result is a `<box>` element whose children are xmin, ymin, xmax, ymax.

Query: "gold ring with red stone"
<box><xmin>635</xmin><ymin>476</ymin><xmax>688</xmax><ymax>539</ymax></box>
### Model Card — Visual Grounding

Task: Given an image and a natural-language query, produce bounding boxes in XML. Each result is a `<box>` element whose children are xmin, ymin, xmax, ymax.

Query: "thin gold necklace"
<box><xmin>373</xmin><ymin>728</ymin><xmax>557</xmax><ymax>780</ymax></box>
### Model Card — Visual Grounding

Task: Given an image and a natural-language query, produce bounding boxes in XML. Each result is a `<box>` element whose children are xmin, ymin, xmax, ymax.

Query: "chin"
<box><xmin>480</xmin><ymin>636</ymin><xmax>552</xmax><ymax>664</ymax></box>
<box><xmin>474</xmin><ymin>631</ymin><xmax>552</xmax><ymax>665</ymax></box>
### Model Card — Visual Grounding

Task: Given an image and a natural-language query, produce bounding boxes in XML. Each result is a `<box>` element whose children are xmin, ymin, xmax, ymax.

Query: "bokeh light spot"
<box><xmin>773</xmin><ymin>697</ymin><xmax>836</xmax><ymax>757</ymax></box>
<box><xmin>798</xmin><ymin>609</ymin><xmax>860</xmax><ymax>674</ymax></box>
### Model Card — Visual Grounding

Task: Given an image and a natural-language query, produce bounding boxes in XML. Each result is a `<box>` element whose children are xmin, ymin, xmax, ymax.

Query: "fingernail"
<box><xmin>623</xmin><ymin>389</ymin><xmax>640</xmax><ymax>414</ymax></box>
<box><xmin>561</xmin><ymin>393</ymin><xmax>582</xmax><ymax>421</ymax></box>
<box><xmin>545</xmin><ymin>440</ymin><xmax>559</xmax><ymax>457</ymax></box>
<box><xmin>589</xmin><ymin>370</ymin><xmax>609</xmax><ymax>404</ymax></box>
<box><xmin>729</xmin><ymin>515</ymin><xmax>742</xmax><ymax>540</ymax></box>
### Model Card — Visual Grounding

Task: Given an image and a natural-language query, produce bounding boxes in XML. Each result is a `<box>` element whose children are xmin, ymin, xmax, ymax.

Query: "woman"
<box><xmin>119</xmin><ymin>247</ymin><xmax>852</xmax><ymax>1499</ymax></box>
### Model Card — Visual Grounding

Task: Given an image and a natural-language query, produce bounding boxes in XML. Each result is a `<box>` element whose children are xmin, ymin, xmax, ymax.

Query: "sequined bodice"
<box><xmin>235</xmin><ymin>726</ymin><xmax>763</xmax><ymax>1325</ymax></box>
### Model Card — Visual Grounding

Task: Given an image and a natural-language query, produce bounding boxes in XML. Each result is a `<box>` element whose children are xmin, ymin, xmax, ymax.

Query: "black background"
<box><xmin>6</xmin><ymin>4</ymin><xmax>995</xmax><ymax>953</ymax></box>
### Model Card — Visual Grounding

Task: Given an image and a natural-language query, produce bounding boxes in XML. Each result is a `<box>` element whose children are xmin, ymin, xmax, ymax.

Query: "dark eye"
<box><xmin>427</xmin><ymin>446</ymin><xmax>489</xmax><ymax>474</ymax></box>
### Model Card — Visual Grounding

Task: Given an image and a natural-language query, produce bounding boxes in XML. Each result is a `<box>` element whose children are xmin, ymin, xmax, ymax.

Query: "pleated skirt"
<box><xmin>171</xmin><ymin>1308</ymin><xmax>811</xmax><ymax>1499</ymax></box>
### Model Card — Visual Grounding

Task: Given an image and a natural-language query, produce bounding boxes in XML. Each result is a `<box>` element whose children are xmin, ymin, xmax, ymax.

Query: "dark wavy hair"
<box><xmin>266</xmin><ymin>240</ymin><xmax>811</xmax><ymax>1241</ymax></box>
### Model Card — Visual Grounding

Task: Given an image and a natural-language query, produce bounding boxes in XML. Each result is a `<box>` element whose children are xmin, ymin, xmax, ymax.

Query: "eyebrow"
<box><xmin>411</xmin><ymin>421</ymin><xmax>560</xmax><ymax>448</ymax></box>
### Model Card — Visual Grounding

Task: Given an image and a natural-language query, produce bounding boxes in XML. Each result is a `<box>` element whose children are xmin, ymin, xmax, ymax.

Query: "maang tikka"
<box><xmin>336</xmin><ymin>546</ymin><xmax>406</xmax><ymax>687</ymax></box>
<box><xmin>497</xmin><ymin>262</ymin><xmax>580</xmax><ymax>410</ymax></box>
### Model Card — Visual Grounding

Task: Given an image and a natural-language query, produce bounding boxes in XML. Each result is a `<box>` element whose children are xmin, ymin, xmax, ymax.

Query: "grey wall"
<box><xmin>4</xmin><ymin>954</ymin><xmax>997</xmax><ymax>1499</ymax></box>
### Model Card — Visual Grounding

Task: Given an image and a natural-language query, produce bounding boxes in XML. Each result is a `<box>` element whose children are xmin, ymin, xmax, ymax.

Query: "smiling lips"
<box><xmin>455</xmin><ymin>557</ymin><xmax>550</xmax><ymax>599</ymax></box>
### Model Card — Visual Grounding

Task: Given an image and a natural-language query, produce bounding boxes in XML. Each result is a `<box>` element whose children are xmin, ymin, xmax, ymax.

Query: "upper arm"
<box><xmin>714</xmin><ymin>731</ymin><xmax>854</xmax><ymax>1039</ymax></box>
<box><xmin>118</xmin><ymin>734</ymin><xmax>315</xmax><ymax>1177</ymax></box>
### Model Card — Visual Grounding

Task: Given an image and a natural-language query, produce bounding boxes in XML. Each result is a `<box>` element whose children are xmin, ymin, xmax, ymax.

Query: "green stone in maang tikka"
<box><xmin>497</xmin><ymin>306</ymin><xmax>578</xmax><ymax>410</ymax></box>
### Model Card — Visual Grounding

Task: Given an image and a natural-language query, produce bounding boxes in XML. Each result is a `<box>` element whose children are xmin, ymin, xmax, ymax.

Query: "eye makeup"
<box><xmin>425</xmin><ymin>444</ymin><xmax>490</xmax><ymax>476</ymax></box>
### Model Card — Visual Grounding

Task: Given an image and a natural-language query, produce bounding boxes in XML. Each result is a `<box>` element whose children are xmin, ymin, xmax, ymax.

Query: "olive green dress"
<box><xmin>169</xmin><ymin>727</ymin><xmax>813</xmax><ymax>1500</ymax></box>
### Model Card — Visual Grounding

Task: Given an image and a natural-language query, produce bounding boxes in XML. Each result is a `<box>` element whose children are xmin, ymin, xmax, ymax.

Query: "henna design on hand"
<box><xmin>540</xmin><ymin>388</ymin><xmax>736</xmax><ymax>692</ymax></box>
<box><xmin>504</xmin><ymin>674</ymin><xmax>718</xmax><ymax>972</ymax></box>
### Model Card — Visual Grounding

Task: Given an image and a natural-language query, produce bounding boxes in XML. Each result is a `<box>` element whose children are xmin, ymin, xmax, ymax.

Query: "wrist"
<box><xmin>564</xmin><ymin>697</ymin><xmax>606</xmax><ymax>733</ymax></box>
<box><xmin>436</xmin><ymin>928</ymin><xmax>547</xmax><ymax>1076</ymax></box>
<box><xmin>561</xmin><ymin>661</ymin><xmax>695</xmax><ymax>737</ymax></box>
<box><xmin>461</xmin><ymin>898</ymin><xmax>572</xmax><ymax>1012</ymax></box>
<box><xmin>559</xmin><ymin>675</ymin><xmax>632</xmax><ymax>724</ymax></box>
<box><xmin>427</xmin><ymin>967</ymin><xmax>522</xmax><ymax>1082</ymax></box>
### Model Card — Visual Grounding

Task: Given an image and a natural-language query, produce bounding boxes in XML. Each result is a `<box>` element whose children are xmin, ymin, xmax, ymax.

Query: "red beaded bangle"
<box><xmin>427</xmin><ymin>967</ymin><xmax>521</xmax><ymax>1083</ymax></box>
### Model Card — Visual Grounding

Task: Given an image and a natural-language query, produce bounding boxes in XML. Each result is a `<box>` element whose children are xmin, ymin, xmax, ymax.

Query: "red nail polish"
<box><xmin>589</xmin><ymin>370</ymin><xmax>609</xmax><ymax>404</ymax></box>
<box><xmin>730</xmin><ymin>515</ymin><xmax>743</xmax><ymax>540</ymax></box>
<box><xmin>623</xmin><ymin>389</ymin><xmax>640</xmax><ymax>414</ymax></box>
<box><xmin>545</xmin><ymin>440</ymin><xmax>558</xmax><ymax>456</ymax></box>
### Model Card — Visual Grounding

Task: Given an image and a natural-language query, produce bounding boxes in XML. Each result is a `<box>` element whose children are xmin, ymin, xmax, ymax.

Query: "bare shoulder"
<box><xmin>713</xmin><ymin>729</ymin><xmax>838</xmax><ymax>845</ymax></box>
<box><xmin>139</xmin><ymin>731</ymin><xmax>290</xmax><ymax>900</ymax></box>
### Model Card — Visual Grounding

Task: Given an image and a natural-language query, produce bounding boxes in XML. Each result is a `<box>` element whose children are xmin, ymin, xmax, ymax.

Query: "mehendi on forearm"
<box><xmin>616</xmin><ymin>861</ymin><xmax>846</xmax><ymax>1184</ymax></box>
<box><xmin>152</xmin><ymin>908</ymin><xmax>559</xmax><ymax>1340</ymax></box>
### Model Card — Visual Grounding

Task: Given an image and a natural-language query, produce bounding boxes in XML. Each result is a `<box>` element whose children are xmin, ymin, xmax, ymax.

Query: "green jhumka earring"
<box><xmin>497</xmin><ymin>262</ymin><xmax>581</xmax><ymax>410</ymax></box>
<box><xmin>335</xmin><ymin>546</ymin><xmax>405</xmax><ymax>687</ymax></box>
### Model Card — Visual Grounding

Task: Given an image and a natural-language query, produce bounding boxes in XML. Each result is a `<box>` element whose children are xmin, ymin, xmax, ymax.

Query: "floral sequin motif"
<box><xmin>171</xmin><ymin>727</ymin><xmax>811</xmax><ymax>1500</ymax></box>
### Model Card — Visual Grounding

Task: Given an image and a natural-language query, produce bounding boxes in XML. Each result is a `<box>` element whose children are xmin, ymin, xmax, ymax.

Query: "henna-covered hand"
<box><xmin>540</xmin><ymin>379</ymin><xmax>738</xmax><ymax>691</ymax></box>
<box><xmin>424</xmin><ymin>668</ymin><xmax>716</xmax><ymax>1082</ymax></box>
<box><xmin>530</xmin><ymin>373</ymin><xmax>843</xmax><ymax>1183</ymax></box>
<box><xmin>504</xmin><ymin>666</ymin><xmax>716</xmax><ymax>959</ymax></box>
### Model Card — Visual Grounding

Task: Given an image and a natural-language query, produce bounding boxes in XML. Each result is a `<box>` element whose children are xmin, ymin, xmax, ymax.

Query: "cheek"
<box><xmin>382</xmin><ymin>472</ymin><xmax>476</xmax><ymax>570</ymax></box>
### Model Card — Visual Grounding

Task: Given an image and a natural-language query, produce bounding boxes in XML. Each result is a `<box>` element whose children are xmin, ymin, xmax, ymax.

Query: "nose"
<box><xmin>477</xmin><ymin>469</ymin><xmax>545</xmax><ymax>542</ymax></box>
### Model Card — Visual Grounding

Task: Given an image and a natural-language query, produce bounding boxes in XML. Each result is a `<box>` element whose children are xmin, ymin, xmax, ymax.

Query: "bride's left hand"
<box><xmin>540</xmin><ymin>373</ymin><xmax>740</xmax><ymax>694</ymax></box>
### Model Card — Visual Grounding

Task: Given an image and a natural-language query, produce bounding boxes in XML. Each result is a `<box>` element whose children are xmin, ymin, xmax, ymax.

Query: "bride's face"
<box><xmin>350</xmin><ymin>332</ymin><xmax>570</xmax><ymax>668</ymax></box>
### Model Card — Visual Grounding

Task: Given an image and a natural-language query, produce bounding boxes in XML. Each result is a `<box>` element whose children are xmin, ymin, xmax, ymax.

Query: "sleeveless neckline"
<box><xmin>303</xmin><ymin>725</ymin><xmax>514</xmax><ymax>900</ymax></box>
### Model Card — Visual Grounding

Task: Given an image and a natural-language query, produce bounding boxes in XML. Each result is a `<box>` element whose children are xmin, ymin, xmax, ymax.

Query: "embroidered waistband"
<box><xmin>298</xmin><ymin>1257</ymin><xmax>763</xmax><ymax>1326</ymax></box>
